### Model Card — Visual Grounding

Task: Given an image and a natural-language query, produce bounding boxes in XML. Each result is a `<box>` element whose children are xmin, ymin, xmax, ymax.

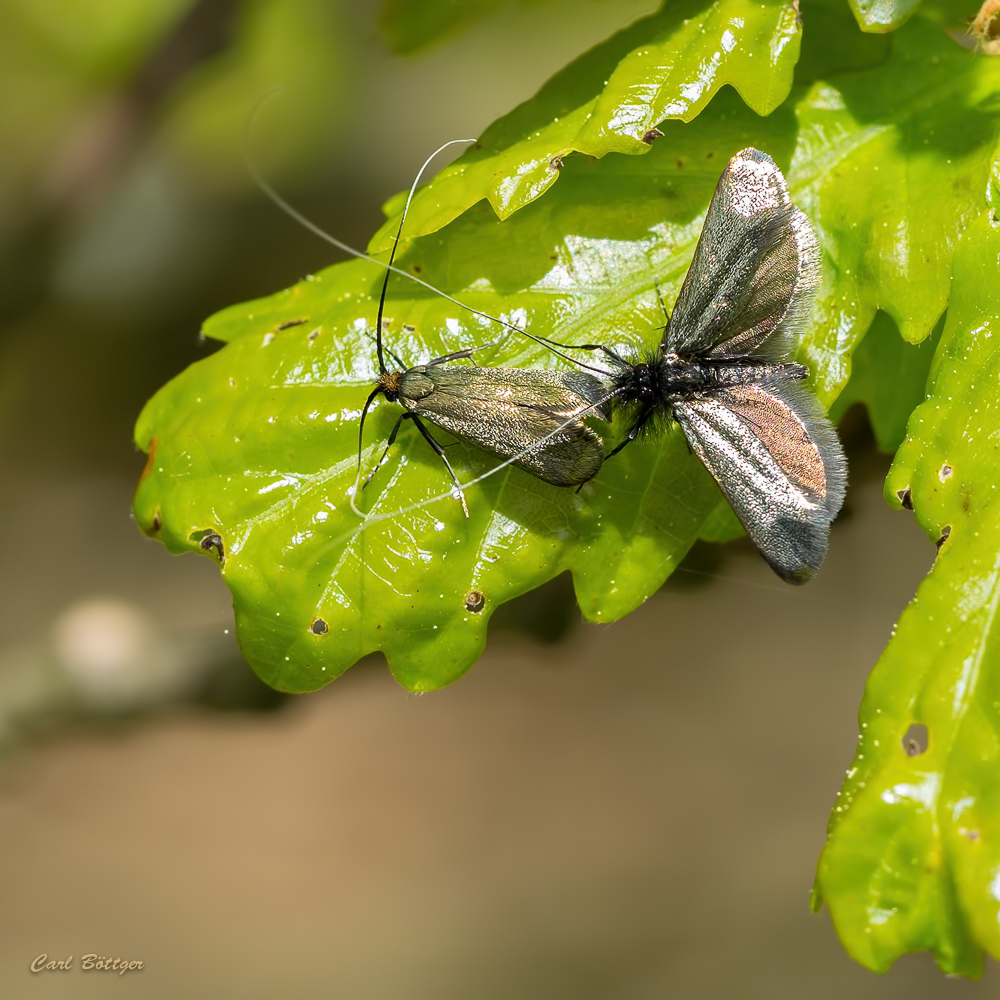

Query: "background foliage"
<box><xmin>129</xmin><ymin>0</ymin><xmax>1000</xmax><ymax>980</ymax></box>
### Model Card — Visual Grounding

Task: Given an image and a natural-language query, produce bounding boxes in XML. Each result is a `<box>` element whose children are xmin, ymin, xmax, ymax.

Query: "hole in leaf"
<box><xmin>936</xmin><ymin>525</ymin><xmax>952</xmax><ymax>549</ymax></box>
<box><xmin>310</xmin><ymin>618</ymin><xmax>329</xmax><ymax>635</ymax></box>
<box><xmin>151</xmin><ymin>512</ymin><xmax>162</xmax><ymax>533</ymax></box>
<box><xmin>939</xmin><ymin>463</ymin><xmax>953</xmax><ymax>482</ymax></box>
<box><xmin>897</xmin><ymin>487</ymin><xmax>912</xmax><ymax>510</ymax></box>
<box><xmin>549</xmin><ymin>155</ymin><xmax>563</xmax><ymax>171</ymax></box>
<box><xmin>190</xmin><ymin>529</ymin><xmax>224</xmax><ymax>563</ymax></box>
<box><xmin>641</xmin><ymin>128</ymin><xmax>663</xmax><ymax>144</ymax></box>
<box><xmin>902</xmin><ymin>723</ymin><xmax>929</xmax><ymax>756</ymax></box>
<box><xmin>465</xmin><ymin>591</ymin><xmax>485</xmax><ymax>614</ymax></box>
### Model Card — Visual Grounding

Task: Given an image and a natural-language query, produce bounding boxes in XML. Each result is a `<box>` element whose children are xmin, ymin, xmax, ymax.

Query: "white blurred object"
<box><xmin>53</xmin><ymin>598</ymin><xmax>188</xmax><ymax>710</ymax></box>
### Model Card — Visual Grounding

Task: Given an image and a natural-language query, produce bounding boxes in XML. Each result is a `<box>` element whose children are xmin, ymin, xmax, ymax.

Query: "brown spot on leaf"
<box><xmin>642</xmin><ymin>128</ymin><xmax>664</xmax><ymax>145</ymax></box>
<box><xmin>465</xmin><ymin>590</ymin><xmax>486</xmax><ymax>613</ymax></box>
<box><xmin>191</xmin><ymin>530</ymin><xmax>224</xmax><ymax>563</ymax></box>
<box><xmin>138</xmin><ymin>436</ymin><xmax>158</xmax><ymax>486</ymax></box>
<box><xmin>277</xmin><ymin>318</ymin><xmax>307</xmax><ymax>331</ymax></box>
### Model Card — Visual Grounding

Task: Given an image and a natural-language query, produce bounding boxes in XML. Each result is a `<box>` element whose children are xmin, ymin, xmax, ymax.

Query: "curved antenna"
<box><xmin>244</xmin><ymin>93</ymin><xmax>608</xmax><ymax>376</ymax></box>
<box><xmin>374</xmin><ymin>137</ymin><xmax>462</xmax><ymax>375</ymax></box>
<box><xmin>354</xmin><ymin>384</ymin><xmax>384</xmax><ymax>501</ymax></box>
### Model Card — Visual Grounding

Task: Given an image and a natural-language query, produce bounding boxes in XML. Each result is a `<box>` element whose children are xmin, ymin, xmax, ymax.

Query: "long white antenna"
<box><xmin>243</xmin><ymin>92</ymin><xmax>607</xmax><ymax>375</ymax></box>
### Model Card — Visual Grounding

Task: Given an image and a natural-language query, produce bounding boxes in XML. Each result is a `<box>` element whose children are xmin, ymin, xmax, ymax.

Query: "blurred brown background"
<box><xmin>0</xmin><ymin>0</ymin><xmax>996</xmax><ymax>995</ymax></box>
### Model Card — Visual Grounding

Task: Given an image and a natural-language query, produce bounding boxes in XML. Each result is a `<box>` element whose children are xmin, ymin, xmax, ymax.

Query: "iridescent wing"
<box><xmin>665</xmin><ymin>148</ymin><xmax>819</xmax><ymax>361</ymax></box>
<box><xmin>673</xmin><ymin>379</ymin><xmax>846</xmax><ymax>583</ymax></box>
<box><xmin>398</xmin><ymin>366</ymin><xmax>608</xmax><ymax>487</ymax></box>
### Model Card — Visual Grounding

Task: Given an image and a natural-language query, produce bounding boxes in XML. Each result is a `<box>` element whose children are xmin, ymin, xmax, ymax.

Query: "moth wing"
<box><xmin>673</xmin><ymin>381</ymin><xmax>846</xmax><ymax>583</ymax></box>
<box><xmin>665</xmin><ymin>147</ymin><xmax>819</xmax><ymax>361</ymax></box>
<box><xmin>403</xmin><ymin>367</ymin><xmax>606</xmax><ymax>486</ymax></box>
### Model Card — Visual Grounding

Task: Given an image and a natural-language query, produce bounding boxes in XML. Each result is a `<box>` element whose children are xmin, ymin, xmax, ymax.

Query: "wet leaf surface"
<box><xmin>368</xmin><ymin>0</ymin><xmax>803</xmax><ymax>248</ymax></box>
<box><xmin>813</xmin><ymin>211</ymin><xmax>1000</xmax><ymax>975</ymax></box>
<box><xmin>135</xmin><ymin>14</ymin><xmax>1000</xmax><ymax>694</ymax></box>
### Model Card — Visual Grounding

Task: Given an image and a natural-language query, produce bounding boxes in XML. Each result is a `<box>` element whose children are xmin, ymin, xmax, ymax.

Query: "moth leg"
<box><xmin>410</xmin><ymin>415</ymin><xmax>471</xmax><ymax>518</ymax></box>
<box><xmin>653</xmin><ymin>277</ymin><xmax>671</xmax><ymax>330</ymax></box>
<box><xmin>528</xmin><ymin>336</ymin><xmax>620</xmax><ymax>357</ymax></box>
<box><xmin>362</xmin><ymin>327</ymin><xmax>408</xmax><ymax>370</ymax></box>
<box><xmin>606</xmin><ymin>407</ymin><xmax>655</xmax><ymax>460</ymax></box>
<box><xmin>363</xmin><ymin>411</ymin><xmax>411</xmax><ymax>489</ymax></box>
<box><xmin>427</xmin><ymin>330</ymin><xmax>512</xmax><ymax>367</ymax></box>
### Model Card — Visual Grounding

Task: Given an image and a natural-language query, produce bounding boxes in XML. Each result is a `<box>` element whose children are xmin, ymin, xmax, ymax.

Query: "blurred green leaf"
<box><xmin>0</xmin><ymin>0</ymin><xmax>346</xmax><ymax>217</ymax></box>
<box><xmin>162</xmin><ymin>0</ymin><xmax>346</xmax><ymax>192</ymax></box>
<box><xmin>369</xmin><ymin>0</ymin><xmax>803</xmax><ymax>248</ymax></box>
<box><xmin>379</xmin><ymin>0</ymin><xmax>568</xmax><ymax>54</ymax></box>
<box><xmin>6</xmin><ymin>0</ymin><xmax>193</xmax><ymax>79</ymax></box>
<box><xmin>0</xmin><ymin>0</ymin><xmax>193</xmax><ymax>208</ymax></box>
<box><xmin>829</xmin><ymin>310</ymin><xmax>941</xmax><ymax>451</ymax></box>
<box><xmin>379</xmin><ymin>0</ymin><xmax>507</xmax><ymax>54</ymax></box>
<box><xmin>134</xmin><ymin>13</ymin><xmax>1000</xmax><ymax>694</ymax></box>
<box><xmin>813</xmin><ymin>210</ymin><xmax>1000</xmax><ymax>976</ymax></box>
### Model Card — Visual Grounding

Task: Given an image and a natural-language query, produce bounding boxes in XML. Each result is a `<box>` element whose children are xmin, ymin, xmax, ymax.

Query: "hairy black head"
<box><xmin>609</xmin><ymin>350</ymin><xmax>665</xmax><ymax>407</ymax></box>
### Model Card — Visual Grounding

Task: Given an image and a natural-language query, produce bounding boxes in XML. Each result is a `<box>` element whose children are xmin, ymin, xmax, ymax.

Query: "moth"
<box><xmin>253</xmin><ymin>137</ymin><xmax>612</xmax><ymax>515</ymax></box>
<box><xmin>355</xmin><ymin>147</ymin><xmax>610</xmax><ymax>514</ymax></box>
<box><xmin>592</xmin><ymin>147</ymin><xmax>847</xmax><ymax>582</ymax></box>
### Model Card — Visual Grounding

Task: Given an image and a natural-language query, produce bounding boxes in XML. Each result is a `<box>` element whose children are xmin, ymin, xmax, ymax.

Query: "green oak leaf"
<box><xmin>829</xmin><ymin>310</ymin><xmax>941</xmax><ymax>452</ymax></box>
<box><xmin>134</xmin><ymin>15</ymin><xmax>1000</xmax><ymax>693</ymax></box>
<box><xmin>794</xmin><ymin>0</ymin><xmax>891</xmax><ymax>82</ymax></box>
<box><xmin>368</xmin><ymin>0</ymin><xmax>803</xmax><ymax>249</ymax></box>
<box><xmin>848</xmin><ymin>0</ymin><xmax>923</xmax><ymax>34</ymax></box>
<box><xmin>791</xmin><ymin>15</ymin><xmax>1000</xmax><ymax>401</ymax></box>
<box><xmin>812</xmin><ymin>210</ymin><xmax>1000</xmax><ymax>976</ymax></box>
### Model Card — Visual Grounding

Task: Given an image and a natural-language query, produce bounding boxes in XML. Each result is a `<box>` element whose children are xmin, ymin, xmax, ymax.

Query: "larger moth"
<box><xmin>596</xmin><ymin>147</ymin><xmax>846</xmax><ymax>583</ymax></box>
